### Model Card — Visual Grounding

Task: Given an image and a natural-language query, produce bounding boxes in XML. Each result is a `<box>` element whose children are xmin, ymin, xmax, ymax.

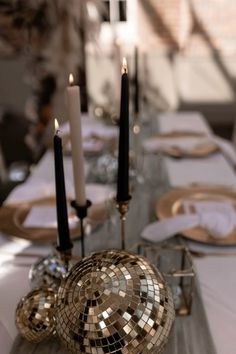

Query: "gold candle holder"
<box><xmin>115</xmin><ymin>198</ymin><xmax>131</xmax><ymax>250</ymax></box>
<box><xmin>132</xmin><ymin>112</ymin><xmax>141</xmax><ymax>135</ymax></box>
<box><xmin>131</xmin><ymin>113</ymin><xmax>142</xmax><ymax>183</ymax></box>
<box><xmin>71</xmin><ymin>199</ymin><xmax>92</xmax><ymax>258</ymax></box>
<box><xmin>57</xmin><ymin>247</ymin><xmax>73</xmax><ymax>272</ymax></box>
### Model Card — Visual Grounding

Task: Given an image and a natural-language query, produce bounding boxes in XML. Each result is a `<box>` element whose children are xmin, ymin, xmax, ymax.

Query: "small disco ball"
<box><xmin>15</xmin><ymin>287</ymin><xmax>56</xmax><ymax>343</ymax></box>
<box><xmin>92</xmin><ymin>153</ymin><xmax>117</xmax><ymax>184</ymax></box>
<box><xmin>56</xmin><ymin>250</ymin><xmax>175</xmax><ymax>354</ymax></box>
<box><xmin>29</xmin><ymin>253</ymin><xmax>67</xmax><ymax>291</ymax></box>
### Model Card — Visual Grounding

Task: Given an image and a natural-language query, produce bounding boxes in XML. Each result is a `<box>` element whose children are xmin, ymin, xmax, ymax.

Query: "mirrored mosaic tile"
<box><xmin>29</xmin><ymin>254</ymin><xmax>67</xmax><ymax>291</ymax></box>
<box><xmin>15</xmin><ymin>287</ymin><xmax>56</xmax><ymax>343</ymax></box>
<box><xmin>56</xmin><ymin>250</ymin><xmax>175</xmax><ymax>353</ymax></box>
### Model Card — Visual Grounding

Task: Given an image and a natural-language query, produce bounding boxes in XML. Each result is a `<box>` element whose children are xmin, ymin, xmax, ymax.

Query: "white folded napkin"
<box><xmin>142</xmin><ymin>136</ymin><xmax>213</xmax><ymax>154</ymax></box>
<box><xmin>6</xmin><ymin>181</ymin><xmax>56</xmax><ymax>205</ymax></box>
<box><xmin>20</xmin><ymin>184</ymin><xmax>114</xmax><ymax>229</ymax></box>
<box><xmin>66</xmin><ymin>138</ymin><xmax>105</xmax><ymax>154</ymax></box>
<box><xmin>23</xmin><ymin>205</ymin><xmax>77</xmax><ymax>229</ymax></box>
<box><xmin>5</xmin><ymin>182</ymin><xmax>113</xmax><ymax>206</ymax></box>
<box><xmin>142</xmin><ymin>200</ymin><xmax>236</xmax><ymax>242</ymax></box>
<box><xmin>142</xmin><ymin>214</ymin><xmax>198</xmax><ymax>243</ymax></box>
<box><xmin>61</xmin><ymin>119</ymin><xmax>117</xmax><ymax>141</ymax></box>
<box><xmin>22</xmin><ymin>184</ymin><xmax>114</xmax><ymax>229</ymax></box>
<box><xmin>143</xmin><ymin>133</ymin><xmax>236</xmax><ymax>167</ymax></box>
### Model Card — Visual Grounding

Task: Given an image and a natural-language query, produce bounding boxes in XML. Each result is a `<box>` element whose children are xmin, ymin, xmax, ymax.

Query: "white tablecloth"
<box><xmin>194</xmin><ymin>257</ymin><xmax>236</xmax><ymax>354</ymax></box>
<box><xmin>158</xmin><ymin>111</ymin><xmax>212</xmax><ymax>134</ymax></box>
<box><xmin>165</xmin><ymin>154</ymin><xmax>236</xmax><ymax>188</ymax></box>
<box><xmin>158</xmin><ymin>111</ymin><xmax>236</xmax><ymax>188</ymax></box>
<box><xmin>0</xmin><ymin>112</ymin><xmax>235</xmax><ymax>354</ymax></box>
<box><xmin>158</xmin><ymin>111</ymin><xmax>236</xmax><ymax>354</ymax></box>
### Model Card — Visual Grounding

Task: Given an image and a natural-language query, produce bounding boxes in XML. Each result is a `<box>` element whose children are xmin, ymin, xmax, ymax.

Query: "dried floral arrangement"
<box><xmin>0</xmin><ymin>0</ymin><xmax>103</xmax><ymax>134</ymax></box>
<box><xmin>0</xmin><ymin>0</ymin><xmax>102</xmax><ymax>76</ymax></box>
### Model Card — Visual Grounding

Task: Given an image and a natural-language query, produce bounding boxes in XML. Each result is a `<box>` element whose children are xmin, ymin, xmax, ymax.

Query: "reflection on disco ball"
<box><xmin>56</xmin><ymin>250</ymin><xmax>175</xmax><ymax>354</ymax></box>
<box><xmin>91</xmin><ymin>153</ymin><xmax>117</xmax><ymax>184</ymax></box>
<box><xmin>15</xmin><ymin>287</ymin><xmax>56</xmax><ymax>343</ymax></box>
<box><xmin>29</xmin><ymin>253</ymin><xmax>67</xmax><ymax>291</ymax></box>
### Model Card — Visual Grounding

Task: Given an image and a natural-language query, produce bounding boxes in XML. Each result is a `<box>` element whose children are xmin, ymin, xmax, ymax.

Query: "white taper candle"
<box><xmin>66</xmin><ymin>74</ymin><xmax>86</xmax><ymax>206</ymax></box>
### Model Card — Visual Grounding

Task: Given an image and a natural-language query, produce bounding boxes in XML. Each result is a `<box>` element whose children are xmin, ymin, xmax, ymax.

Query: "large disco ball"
<box><xmin>56</xmin><ymin>250</ymin><xmax>175</xmax><ymax>354</ymax></box>
<box><xmin>15</xmin><ymin>287</ymin><xmax>56</xmax><ymax>343</ymax></box>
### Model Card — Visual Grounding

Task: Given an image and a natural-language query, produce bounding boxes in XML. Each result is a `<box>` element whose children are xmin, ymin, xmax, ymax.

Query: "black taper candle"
<box><xmin>53</xmin><ymin>120</ymin><xmax>72</xmax><ymax>251</ymax></box>
<box><xmin>134</xmin><ymin>46</ymin><xmax>139</xmax><ymax>114</ymax></box>
<box><xmin>117</xmin><ymin>58</ymin><xmax>130</xmax><ymax>202</ymax></box>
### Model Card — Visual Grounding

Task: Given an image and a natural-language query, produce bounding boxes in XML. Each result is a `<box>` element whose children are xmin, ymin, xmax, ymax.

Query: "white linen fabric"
<box><xmin>22</xmin><ymin>183</ymin><xmax>114</xmax><ymax>228</ymax></box>
<box><xmin>164</xmin><ymin>154</ymin><xmax>236</xmax><ymax>188</ymax></box>
<box><xmin>142</xmin><ymin>133</ymin><xmax>236</xmax><ymax>167</ymax></box>
<box><xmin>158</xmin><ymin>111</ymin><xmax>212</xmax><ymax>134</ymax></box>
<box><xmin>158</xmin><ymin>111</ymin><xmax>236</xmax><ymax>354</ymax></box>
<box><xmin>194</xmin><ymin>257</ymin><xmax>236</xmax><ymax>354</ymax></box>
<box><xmin>142</xmin><ymin>200</ymin><xmax>236</xmax><ymax>242</ymax></box>
<box><xmin>142</xmin><ymin>135</ymin><xmax>214</xmax><ymax>154</ymax></box>
<box><xmin>5</xmin><ymin>152</ymin><xmax>111</xmax><ymax>208</ymax></box>
<box><xmin>158</xmin><ymin>112</ymin><xmax>236</xmax><ymax>158</ymax></box>
<box><xmin>0</xmin><ymin>320</ymin><xmax>13</xmax><ymax>354</ymax></box>
<box><xmin>0</xmin><ymin>265</ymin><xmax>30</xmax><ymax>354</ymax></box>
<box><xmin>211</xmin><ymin>135</ymin><xmax>236</xmax><ymax>166</ymax></box>
<box><xmin>6</xmin><ymin>151</ymin><xmax>89</xmax><ymax>204</ymax></box>
<box><xmin>7</xmin><ymin>181</ymin><xmax>113</xmax><ymax>205</ymax></box>
<box><xmin>141</xmin><ymin>214</ymin><xmax>198</xmax><ymax>242</ymax></box>
<box><xmin>60</xmin><ymin>116</ymin><xmax>118</xmax><ymax>140</ymax></box>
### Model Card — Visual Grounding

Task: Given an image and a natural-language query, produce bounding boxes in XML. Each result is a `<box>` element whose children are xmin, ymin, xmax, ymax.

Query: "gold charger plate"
<box><xmin>0</xmin><ymin>197</ymin><xmax>107</xmax><ymax>242</ymax></box>
<box><xmin>151</xmin><ymin>131</ymin><xmax>218</xmax><ymax>158</ymax></box>
<box><xmin>156</xmin><ymin>185</ymin><xmax>236</xmax><ymax>245</ymax></box>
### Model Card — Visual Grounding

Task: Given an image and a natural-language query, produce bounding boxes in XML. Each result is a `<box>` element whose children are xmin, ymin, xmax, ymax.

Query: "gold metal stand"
<box><xmin>132</xmin><ymin>112</ymin><xmax>141</xmax><ymax>135</ymax></box>
<box><xmin>115</xmin><ymin>199</ymin><xmax>131</xmax><ymax>250</ymax></box>
<box><xmin>131</xmin><ymin>113</ymin><xmax>143</xmax><ymax>183</ymax></box>
<box><xmin>71</xmin><ymin>200</ymin><xmax>92</xmax><ymax>258</ymax></box>
<box><xmin>58</xmin><ymin>248</ymin><xmax>73</xmax><ymax>271</ymax></box>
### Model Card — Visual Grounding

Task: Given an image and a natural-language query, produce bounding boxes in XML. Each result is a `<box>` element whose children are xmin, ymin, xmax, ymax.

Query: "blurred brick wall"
<box><xmin>138</xmin><ymin>0</ymin><xmax>236</xmax><ymax>56</ymax></box>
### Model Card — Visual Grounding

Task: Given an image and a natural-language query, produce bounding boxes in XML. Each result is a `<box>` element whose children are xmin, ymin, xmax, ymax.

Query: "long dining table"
<box><xmin>0</xmin><ymin>111</ymin><xmax>235</xmax><ymax>354</ymax></box>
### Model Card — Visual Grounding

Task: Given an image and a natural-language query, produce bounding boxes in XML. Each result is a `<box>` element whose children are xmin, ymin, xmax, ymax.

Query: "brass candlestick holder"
<box><xmin>71</xmin><ymin>199</ymin><xmax>92</xmax><ymax>258</ymax></box>
<box><xmin>132</xmin><ymin>112</ymin><xmax>141</xmax><ymax>135</ymax></box>
<box><xmin>115</xmin><ymin>197</ymin><xmax>131</xmax><ymax>250</ymax></box>
<box><xmin>57</xmin><ymin>246</ymin><xmax>73</xmax><ymax>271</ymax></box>
<box><xmin>131</xmin><ymin>113</ymin><xmax>144</xmax><ymax>185</ymax></box>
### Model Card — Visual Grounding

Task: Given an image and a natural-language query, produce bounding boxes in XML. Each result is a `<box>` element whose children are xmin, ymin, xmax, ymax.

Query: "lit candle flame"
<box><xmin>54</xmin><ymin>118</ymin><xmax>60</xmax><ymax>134</ymax></box>
<box><xmin>69</xmin><ymin>73</ymin><xmax>74</xmax><ymax>86</ymax></box>
<box><xmin>122</xmin><ymin>57</ymin><xmax>128</xmax><ymax>74</ymax></box>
